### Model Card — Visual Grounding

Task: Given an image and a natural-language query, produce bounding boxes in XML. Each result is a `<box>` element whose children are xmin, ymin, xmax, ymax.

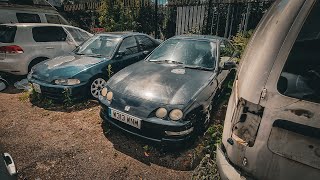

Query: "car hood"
<box><xmin>108</xmin><ymin>61</ymin><xmax>214</xmax><ymax>105</ymax></box>
<box><xmin>31</xmin><ymin>55</ymin><xmax>105</xmax><ymax>82</ymax></box>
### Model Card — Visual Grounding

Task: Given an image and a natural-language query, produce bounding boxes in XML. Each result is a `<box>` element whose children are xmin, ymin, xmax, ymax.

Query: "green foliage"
<box><xmin>230</xmin><ymin>30</ymin><xmax>254</xmax><ymax>57</ymax></box>
<box><xmin>62</xmin><ymin>88</ymin><xmax>73</xmax><ymax>107</ymax></box>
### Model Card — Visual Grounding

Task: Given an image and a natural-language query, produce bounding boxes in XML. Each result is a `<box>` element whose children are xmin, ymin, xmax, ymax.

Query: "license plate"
<box><xmin>33</xmin><ymin>83</ymin><xmax>41</xmax><ymax>93</ymax></box>
<box><xmin>109</xmin><ymin>108</ymin><xmax>141</xmax><ymax>129</ymax></box>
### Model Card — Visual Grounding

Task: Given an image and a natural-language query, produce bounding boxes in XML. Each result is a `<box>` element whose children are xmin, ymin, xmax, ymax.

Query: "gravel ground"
<box><xmin>0</xmin><ymin>86</ymin><xmax>194</xmax><ymax>180</ymax></box>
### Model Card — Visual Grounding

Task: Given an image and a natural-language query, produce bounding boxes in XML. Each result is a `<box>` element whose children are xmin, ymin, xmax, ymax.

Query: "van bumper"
<box><xmin>216</xmin><ymin>145</ymin><xmax>246</xmax><ymax>180</ymax></box>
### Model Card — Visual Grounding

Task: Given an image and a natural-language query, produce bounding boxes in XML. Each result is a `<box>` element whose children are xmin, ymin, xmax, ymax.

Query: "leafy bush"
<box><xmin>231</xmin><ymin>30</ymin><xmax>254</xmax><ymax>57</ymax></box>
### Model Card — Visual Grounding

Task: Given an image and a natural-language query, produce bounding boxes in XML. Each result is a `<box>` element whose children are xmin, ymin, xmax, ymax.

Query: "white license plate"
<box><xmin>33</xmin><ymin>83</ymin><xmax>41</xmax><ymax>93</ymax></box>
<box><xmin>109</xmin><ymin>108</ymin><xmax>141</xmax><ymax>129</ymax></box>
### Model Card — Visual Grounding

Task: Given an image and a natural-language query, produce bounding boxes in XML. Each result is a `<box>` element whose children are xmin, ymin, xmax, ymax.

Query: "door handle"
<box><xmin>46</xmin><ymin>47</ymin><xmax>54</xmax><ymax>49</ymax></box>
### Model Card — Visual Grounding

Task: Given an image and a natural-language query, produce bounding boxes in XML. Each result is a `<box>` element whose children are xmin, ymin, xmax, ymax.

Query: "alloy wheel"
<box><xmin>90</xmin><ymin>78</ymin><xmax>107</xmax><ymax>99</ymax></box>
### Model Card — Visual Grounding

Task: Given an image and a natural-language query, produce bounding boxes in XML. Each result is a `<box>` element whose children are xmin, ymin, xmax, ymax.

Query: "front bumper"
<box><xmin>216</xmin><ymin>144</ymin><xmax>246</xmax><ymax>180</ymax></box>
<box><xmin>29</xmin><ymin>78</ymin><xmax>88</xmax><ymax>101</ymax></box>
<box><xmin>100</xmin><ymin>105</ymin><xmax>195</xmax><ymax>146</ymax></box>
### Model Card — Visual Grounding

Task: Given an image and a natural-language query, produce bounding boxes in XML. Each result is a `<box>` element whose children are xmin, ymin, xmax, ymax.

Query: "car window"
<box><xmin>0</xmin><ymin>25</ymin><xmax>16</xmax><ymax>43</ymax></box>
<box><xmin>147</xmin><ymin>39</ymin><xmax>216</xmax><ymax>69</ymax></box>
<box><xmin>45</xmin><ymin>14</ymin><xmax>62</xmax><ymax>24</ymax></box>
<box><xmin>135</xmin><ymin>35</ymin><xmax>155</xmax><ymax>51</ymax></box>
<box><xmin>76</xmin><ymin>35</ymin><xmax>120</xmax><ymax>57</ymax></box>
<box><xmin>16</xmin><ymin>13</ymin><xmax>41</xmax><ymax>23</ymax></box>
<box><xmin>78</xmin><ymin>30</ymin><xmax>91</xmax><ymax>40</ymax></box>
<box><xmin>118</xmin><ymin>36</ymin><xmax>139</xmax><ymax>55</ymax></box>
<box><xmin>32</xmin><ymin>26</ymin><xmax>67</xmax><ymax>42</ymax></box>
<box><xmin>65</xmin><ymin>27</ymin><xmax>86</xmax><ymax>44</ymax></box>
<box><xmin>277</xmin><ymin>1</ymin><xmax>320</xmax><ymax>103</ymax></box>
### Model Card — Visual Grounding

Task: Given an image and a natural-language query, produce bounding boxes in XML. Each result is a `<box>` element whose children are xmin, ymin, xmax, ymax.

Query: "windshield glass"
<box><xmin>147</xmin><ymin>38</ymin><xmax>217</xmax><ymax>69</ymax></box>
<box><xmin>75</xmin><ymin>35</ymin><xmax>120</xmax><ymax>57</ymax></box>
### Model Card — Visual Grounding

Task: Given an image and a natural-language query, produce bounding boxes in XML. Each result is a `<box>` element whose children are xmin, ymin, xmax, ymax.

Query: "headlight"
<box><xmin>169</xmin><ymin>109</ymin><xmax>183</xmax><ymax>121</ymax></box>
<box><xmin>54</xmin><ymin>79</ymin><xmax>80</xmax><ymax>85</ymax></box>
<box><xmin>156</xmin><ymin>108</ymin><xmax>167</xmax><ymax>119</ymax></box>
<box><xmin>106</xmin><ymin>91</ymin><xmax>113</xmax><ymax>101</ymax></box>
<box><xmin>101</xmin><ymin>87</ymin><xmax>108</xmax><ymax>97</ymax></box>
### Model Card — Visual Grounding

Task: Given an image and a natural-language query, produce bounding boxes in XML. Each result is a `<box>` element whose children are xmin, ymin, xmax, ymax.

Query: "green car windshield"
<box><xmin>147</xmin><ymin>38</ymin><xmax>217</xmax><ymax>69</ymax></box>
<box><xmin>75</xmin><ymin>35</ymin><xmax>120</xmax><ymax>58</ymax></box>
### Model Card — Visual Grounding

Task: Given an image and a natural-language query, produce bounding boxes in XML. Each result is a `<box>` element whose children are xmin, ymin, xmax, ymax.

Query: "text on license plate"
<box><xmin>109</xmin><ymin>108</ymin><xmax>141</xmax><ymax>129</ymax></box>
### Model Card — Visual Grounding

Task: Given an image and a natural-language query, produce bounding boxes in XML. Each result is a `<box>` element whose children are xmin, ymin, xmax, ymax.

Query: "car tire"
<box><xmin>89</xmin><ymin>77</ymin><xmax>107</xmax><ymax>99</ymax></box>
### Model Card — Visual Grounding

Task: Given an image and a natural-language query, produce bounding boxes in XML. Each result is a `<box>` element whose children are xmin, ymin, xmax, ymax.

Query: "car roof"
<box><xmin>1</xmin><ymin>23</ymin><xmax>79</xmax><ymax>29</ymax></box>
<box><xmin>171</xmin><ymin>34</ymin><xmax>228</xmax><ymax>42</ymax></box>
<box><xmin>97</xmin><ymin>32</ymin><xmax>151</xmax><ymax>38</ymax></box>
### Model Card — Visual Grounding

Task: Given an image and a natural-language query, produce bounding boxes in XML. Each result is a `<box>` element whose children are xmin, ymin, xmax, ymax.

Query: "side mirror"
<box><xmin>222</xmin><ymin>61</ymin><xmax>236</xmax><ymax>70</ymax></box>
<box><xmin>233</xmin><ymin>51</ymin><xmax>241</xmax><ymax>58</ymax></box>
<box><xmin>115</xmin><ymin>51</ymin><xmax>125</xmax><ymax>59</ymax></box>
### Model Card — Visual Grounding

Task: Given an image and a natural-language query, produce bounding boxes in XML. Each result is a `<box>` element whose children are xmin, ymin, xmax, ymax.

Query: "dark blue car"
<box><xmin>99</xmin><ymin>35</ymin><xmax>237</xmax><ymax>146</ymax></box>
<box><xmin>28</xmin><ymin>32</ymin><xmax>160</xmax><ymax>100</ymax></box>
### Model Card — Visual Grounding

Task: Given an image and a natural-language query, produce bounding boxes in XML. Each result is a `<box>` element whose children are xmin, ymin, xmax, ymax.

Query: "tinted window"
<box><xmin>147</xmin><ymin>39</ymin><xmax>217</xmax><ymax>69</ymax></box>
<box><xmin>16</xmin><ymin>13</ymin><xmax>41</xmax><ymax>23</ymax></box>
<box><xmin>277</xmin><ymin>1</ymin><xmax>320</xmax><ymax>103</ymax></box>
<box><xmin>32</xmin><ymin>26</ymin><xmax>67</xmax><ymax>42</ymax></box>
<box><xmin>0</xmin><ymin>25</ymin><xmax>16</xmax><ymax>43</ymax></box>
<box><xmin>118</xmin><ymin>36</ymin><xmax>139</xmax><ymax>55</ymax></box>
<box><xmin>75</xmin><ymin>35</ymin><xmax>120</xmax><ymax>57</ymax></box>
<box><xmin>136</xmin><ymin>35</ymin><xmax>155</xmax><ymax>51</ymax></box>
<box><xmin>45</xmin><ymin>14</ymin><xmax>61</xmax><ymax>24</ymax></box>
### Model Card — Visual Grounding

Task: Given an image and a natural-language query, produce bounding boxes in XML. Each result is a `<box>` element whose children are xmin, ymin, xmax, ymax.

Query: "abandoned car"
<box><xmin>217</xmin><ymin>0</ymin><xmax>320</xmax><ymax>179</ymax></box>
<box><xmin>99</xmin><ymin>35</ymin><xmax>237</xmax><ymax>145</ymax></box>
<box><xmin>28</xmin><ymin>32</ymin><xmax>160</xmax><ymax>100</ymax></box>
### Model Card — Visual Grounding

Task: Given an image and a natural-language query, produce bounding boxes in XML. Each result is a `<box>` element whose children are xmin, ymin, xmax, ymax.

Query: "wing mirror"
<box><xmin>222</xmin><ymin>61</ymin><xmax>236</xmax><ymax>70</ymax></box>
<box><xmin>115</xmin><ymin>51</ymin><xmax>125</xmax><ymax>59</ymax></box>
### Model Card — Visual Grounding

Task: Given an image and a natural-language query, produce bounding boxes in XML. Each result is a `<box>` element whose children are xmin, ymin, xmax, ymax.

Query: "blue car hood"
<box><xmin>31</xmin><ymin>55</ymin><xmax>105</xmax><ymax>83</ymax></box>
<box><xmin>107</xmin><ymin>61</ymin><xmax>214</xmax><ymax>105</ymax></box>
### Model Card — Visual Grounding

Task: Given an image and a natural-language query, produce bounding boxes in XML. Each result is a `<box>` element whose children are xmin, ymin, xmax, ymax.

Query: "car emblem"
<box><xmin>124</xmin><ymin>106</ymin><xmax>130</xmax><ymax>112</ymax></box>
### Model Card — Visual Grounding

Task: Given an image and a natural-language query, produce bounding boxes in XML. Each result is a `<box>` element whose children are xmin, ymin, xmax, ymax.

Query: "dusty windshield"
<box><xmin>147</xmin><ymin>39</ymin><xmax>217</xmax><ymax>69</ymax></box>
<box><xmin>75</xmin><ymin>35</ymin><xmax>120</xmax><ymax>58</ymax></box>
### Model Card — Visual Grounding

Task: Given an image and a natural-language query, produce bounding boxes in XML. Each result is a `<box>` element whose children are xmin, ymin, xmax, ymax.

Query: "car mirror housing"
<box><xmin>222</xmin><ymin>61</ymin><xmax>236</xmax><ymax>70</ymax></box>
<box><xmin>116</xmin><ymin>51</ymin><xmax>125</xmax><ymax>59</ymax></box>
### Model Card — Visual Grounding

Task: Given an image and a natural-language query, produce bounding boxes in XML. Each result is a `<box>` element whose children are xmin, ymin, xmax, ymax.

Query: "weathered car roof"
<box><xmin>236</xmin><ymin>0</ymin><xmax>305</xmax><ymax>104</ymax></box>
<box><xmin>172</xmin><ymin>34</ymin><xmax>227</xmax><ymax>42</ymax></box>
<box><xmin>1</xmin><ymin>23</ymin><xmax>79</xmax><ymax>29</ymax></box>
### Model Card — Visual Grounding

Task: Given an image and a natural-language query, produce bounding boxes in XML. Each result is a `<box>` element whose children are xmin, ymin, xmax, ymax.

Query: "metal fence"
<box><xmin>62</xmin><ymin>0</ymin><xmax>275</xmax><ymax>39</ymax></box>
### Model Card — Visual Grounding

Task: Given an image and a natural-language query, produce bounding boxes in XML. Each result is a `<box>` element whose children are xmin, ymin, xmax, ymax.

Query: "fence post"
<box><xmin>206</xmin><ymin>0</ymin><xmax>213</xmax><ymax>34</ymax></box>
<box><xmin>224</xmin><ymin>3</ymin><xmax>231</xmax><ymax>38</ymax></box>
<box><xmin>155</xmin><ymin>0</ymin><xmax>159</xmax><ymax>39</ymax></box>
<box><xmin>244</xmin><ymin>2</ymin><xmax>251</xmax><ymax>32</ymax></box>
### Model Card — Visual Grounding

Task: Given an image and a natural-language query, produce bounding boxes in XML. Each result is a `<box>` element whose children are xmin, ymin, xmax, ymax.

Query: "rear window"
<box><xmin>0</xmin><ymin>25</ymin><xmax>16</xmax><ymax>43</ymax></box>
<box><xmin>16</xmin><ymin>13</ymin><xmax>41</xmax><ymax>23</ymax></box>
<box><xmin>32</xmin><ymin>26</ymin><xmax>67</xmax><ymax>42</ymax></box>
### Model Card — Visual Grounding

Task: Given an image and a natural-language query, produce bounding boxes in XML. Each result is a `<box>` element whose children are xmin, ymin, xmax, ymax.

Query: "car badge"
<box><xmin>124</xmin><ymin>106</ymin><xmax>130</xmax><ymax>112</ymax></box>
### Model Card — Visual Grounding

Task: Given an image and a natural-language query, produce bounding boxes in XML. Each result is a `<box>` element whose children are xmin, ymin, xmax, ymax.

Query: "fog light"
<box><xmin>101</xmin><ymin>87</ymin><xmax>108</xmax><ymax>97</ymax></box>
<box><xmin>165</xmin><ymin>127</ymin><xmax>194</xmax><ymax>136</ymax></box>
<box><xmin>156</xmin><ymin>108</ymin><xmax>167</xmax><ymax>118</ymax></box>
<box><xmin>106</xmin><ymin>91</ymin><xmax>113</xmax><ymax>101</ymax></box>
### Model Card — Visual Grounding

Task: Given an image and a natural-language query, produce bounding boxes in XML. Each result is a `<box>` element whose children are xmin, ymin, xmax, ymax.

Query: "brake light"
<box><xmin>0</xmin><ymin>45</ymin><xmax>24</xmax><ymax>54</ymax></box>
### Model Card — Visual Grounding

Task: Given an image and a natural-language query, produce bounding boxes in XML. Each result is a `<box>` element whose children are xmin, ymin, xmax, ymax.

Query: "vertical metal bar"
<box><xmin>228</xmin><ymin>4</ymin><xmax>234</xmax><ymax>39</ymax></box>
<box><xmin>244</xmin><ymin>2</ymin><xmax>251</xmax><ymax>32</ymax></box>
<box><xmin>155</xmin><ymin>0</ymin><xmax>158</xmax><ymax>38</ymax></box>
<box><xmin>224</xmin><ymin>3</ymin><xmax>231</xmax><ymax>38</ymax></box>
<box><xmin>215</xmin><ymin>4</ymin><xmax>220</xmax><ymax>35</ymax></box>
<box><xmin>206</xmin><ymin>0</ymin><xmax>213</xmax><ymax>34</ymax></box>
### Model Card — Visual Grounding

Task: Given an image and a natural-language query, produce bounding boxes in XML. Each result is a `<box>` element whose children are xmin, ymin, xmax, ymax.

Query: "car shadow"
<box><xmin>1</xmin><ymin>85</ymin><xmax>23</xmax><ymax>94</ymax></box>
<box><xmin>101</xmin><ymin>123</ymin><xmax>204</xmax><ymax>171</ymax></box>
<box><xmin>30</xmin><ymin>99</ymin><xmax>100</xmax><ymax>113</ymax></box>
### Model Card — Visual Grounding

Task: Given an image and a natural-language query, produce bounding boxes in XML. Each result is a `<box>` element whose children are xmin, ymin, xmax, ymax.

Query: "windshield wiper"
<box><xmin>87</xmin><ymin>53</ymin><xmax>104</xmax><ymax>57</ymax></box>
<box><xmin>183</xmin><ymin>65</ymin><xmax>213</xmax><ymax>71</ymax></box>
<box><xmin>149</xmin><ymin>59</ymin><xmax>184</xmax><ymax>65</ymax></box>
<box><xmin>75</xmin><ymin>52</ymin><xmax>85</xmax><ymax>55</ymax></box>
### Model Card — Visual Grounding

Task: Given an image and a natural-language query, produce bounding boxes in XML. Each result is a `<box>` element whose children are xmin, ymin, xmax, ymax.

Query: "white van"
<box><xmin>0</xmin><ymin>2</ymin><xmax>69</xmax><ymax>24</ymax></box>
<box><xmin>217</xmin><ymin>0</ymin><xmax>320</xmax><ymax>179</ymax></box>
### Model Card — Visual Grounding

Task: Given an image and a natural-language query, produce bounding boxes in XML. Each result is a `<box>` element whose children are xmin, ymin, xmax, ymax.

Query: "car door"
<box><xmin>32</xmin><ymin>26</ymin><xmax>71</xmax><ymax>58</ymax></box>
<box><xmin>135</xmin><ymin>35</ymin><xmax>158</xmax><ymax>59</ymax></box>
<box><xmin>111</xmin><ymin>36</ymin><xmax>140</xmax><ymax>73</ymax></box>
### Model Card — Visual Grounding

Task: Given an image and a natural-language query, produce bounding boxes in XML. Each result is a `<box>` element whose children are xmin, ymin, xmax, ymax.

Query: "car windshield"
<box><xmin>75</xmin><ymin>35</ymin><xmax>120</xmax><ymax>58</ymax></box>
<box><xmin>147</xmin><ymin>38</ymin><xmax>217</xmax><ymax>69</ymax></box>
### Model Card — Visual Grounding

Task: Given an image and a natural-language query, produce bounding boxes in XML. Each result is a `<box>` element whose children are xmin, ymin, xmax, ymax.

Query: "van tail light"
<box><xmin>0</xmin><ymin>45</ymin><xmax>24</xmax><ymax>54</ymax></box>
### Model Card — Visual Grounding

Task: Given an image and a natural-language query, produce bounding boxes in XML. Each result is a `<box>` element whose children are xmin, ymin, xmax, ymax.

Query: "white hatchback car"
<box><xmin>0</xmin><ymin>23</ymin><xmax>93</xmax><ymax>75</ymax></box>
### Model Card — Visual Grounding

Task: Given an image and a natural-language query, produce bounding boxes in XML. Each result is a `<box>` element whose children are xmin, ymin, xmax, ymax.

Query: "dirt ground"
<box><xmin>0</xmin><ymin>86</ymin><xmax>199</xmax><ymax>180</ymax></box>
